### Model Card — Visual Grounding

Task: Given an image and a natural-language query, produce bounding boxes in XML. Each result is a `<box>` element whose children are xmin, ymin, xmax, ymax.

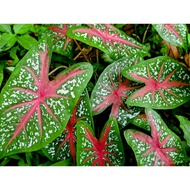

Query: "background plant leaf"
<box><xmin>0</xmin><ymin>24</ymin><xmax>12</xmax><ymax>33</ymax></box>
<box><xmin>13</xmin><ymin>24</ymin><xmax>33</xmax><ymax>34</ymax></box>
<box><xmin>176</xmin><ymin>115</ymin><xmax>190</xmax><ymax>147</ymax></box>
<box><xmin>0</xmin><ymin>33</ymin><xmax>17</xmax><ymax>51</ymax></box>
<box><xmin>122</xmin><ymin>56</ymin><xmax>190</xmax><ymax>109</ymax></box>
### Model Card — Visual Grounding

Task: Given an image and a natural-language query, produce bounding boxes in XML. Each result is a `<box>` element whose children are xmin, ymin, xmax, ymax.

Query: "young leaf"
<box><xmin>0</xmin><ymin>33</ymin><xmax>17</xmax><ymax>51</ymax></box>
<box><xmin>77</xmin><ymin>118</ymin><xmax>125</xmax><ymax>166</ymax></box>
<box><xmin>0</xmin><ymin>24</ymin><xmax>12</xmax><ymax>33</ymax></box>
<box><xmin>17</xmin><ymin>34</ymin><xmax>38</xmax><ymax>50</ymax></box>
<box><xmin>67</xmin><ymin>24</ymin><xmax>150</xmax><ymax>61</ymax></box>
<box><xmin>91</xmin><ymin>55</ymin><xmax>142</xmax><ymax>128</ymax></box>
<box><xmin>153</xmin><ymin>24</ymin><xmax>188</xmax><ymax>51</ymax></box>
<box><xmin>13</xmin><ymin>24</ymin><xmax>33</xmax><ymax>34</ymax></box>
<box><xmin>122</xmin><ymin>56</ymin><xmax>190</xmax><ymax>109</ymax></box>
<box><xmin>130</xmin><ymin>113</ymin><xmax>151</xmax><ymax>131</ymax></box>
<box><xmin>42</xmin><ymin>89</ymin><xmax>94</xmax><ymax>163</ymax></box>
<box><xmin>39</xmin><ymin>24</ymin><xmax>75</xmax><ymax>57</ymax></box>
<box><xmin>0</xmin><ymin>37</ymin><xmax>93</xmax><ymax>159</ymax></box>
<box><xmin>124</xmin><ymin>108</ymin><xmax>187</xmax><ymax>166</ymax></box>
<box><xmin>176</xmin><ymin>115</ymin><xmax>190</xmax><ymax>147</ymax></box>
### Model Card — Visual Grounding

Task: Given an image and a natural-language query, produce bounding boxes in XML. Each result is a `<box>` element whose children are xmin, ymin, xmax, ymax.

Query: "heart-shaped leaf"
<box><xmin>153</xmin><ymin>24</ymin><xmax>188</xmax><ymax>51</ymax></box>
<box><xmin>91</xmin><ymin>55</ymin><xmax>142</xmax><ymax>128</ymax></box>
<box><xmin>39</xmin><ymin>24</ymin><xmax>76</xmax><ymax>57</ymax></box>
<box><xmin>76</xmin><ymin>118</ymin><xmax>125</xmax><ymax>166</ymax></box>
<box><xmin>42</xmin><ymin>88</ymin><xmax>94</xmax><ymax>163</ymax></box>
<box><xmin>122</xmin><ymin>56</ymin><xmax>190</xmax><ymax>109</ymax></box>
<box><xmin>176</xmin><ymin>115</ymin><xmax>190</xmax><ymax>147</ymax></box>
<box><xmin>0</xmin><ymin>37</ymin><xmax>93</xmax><ymax>159</ymax></box>
<box><xmin>67</xmin><ymin>24</ymin><xmax>150</xmax><ymax>61</ymax></box>
<box><xmin>124</xmin><ymin>108</ymin><xmax>187</xmax><ymax>166</ymax></box>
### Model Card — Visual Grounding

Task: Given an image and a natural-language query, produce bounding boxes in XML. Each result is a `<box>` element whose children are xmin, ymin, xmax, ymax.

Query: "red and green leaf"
<box><xmin>0</xmin><ymin>37</ymin><xmax>93</xmax><ymax>159</ymax></box>
<box><xmin>67</xmin><ymin>24</ymin><xmax>150</xmax><ymax>61</ymax></box>
<box><xmin>42</xmin><ymin>89</ymin><xmax>94</xmax><ymax>163</ymax></box>
<box><xmin>153</xmin><ymin>24</ymin><xmax>188</xmax><ymax>51</ymax></box>
<box><xmin>124</xmin><ymin>108</ymin><xmax>187</xmax><ymax>166</ymax></box>
<box><xmin>39</xmin><ymin>24</ymin><xmax>77</xmax><ymax>57</ymax></box>
<box><xmin>91</xmin><ymin>56</ymin><xmax>143</xmax><ymax>128</ymax></box>
<box><xmin>122</xmin><ymin>56</ymin><xmax>190</xmax><ymax>109</ymax></box>
<box><xmin>76</xmin><ymin>118</ymin><xmax>125</xmax><ymax>166</ymax></box>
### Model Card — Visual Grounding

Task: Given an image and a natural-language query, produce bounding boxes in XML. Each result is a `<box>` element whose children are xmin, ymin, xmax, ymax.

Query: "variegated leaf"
<box><xmin>0</xmin><ymin>37</ymin><xmax>93</xmax><ymax>159</ymax></box>
<box><xmin>130</xmin><ymin>113</ymin><xmax>151</xmax><ymax>131</ymax></box>
<box><xmin>39</xmin><ymin>24</ymin><xmax>76</xmax><ymax>57</ymax></box>
<box><xmin>122</xmin><ymin>56</ymin><xmax>190</xmax><ymax>109</ymax></box>
<box><xmin>153</xmin><ymin>24</ymin><xmax>188</xmax><ymax>51</ymax></box>
<box><xmin>124</xmin><ymin>108</ymin><xmax>187</xmax><ymax>166</ymax></box>
<box><xmin>91</xmin><ymin>55</ymin><xmax>143</xmax><ymax>128</ymax></box>
<box><xmin>76</xmin><ymin>118</ymin><xmax>125</xmax><ymax>166</ymax></box>
<box><xmin>42</xmin><ymin>88</ymin><xmax>94</xmax><ymax>163</ymax></box>
<box><xmin>67</xmin><ymin>24</ymin><xmax>150</xmax><ymax>61</ymax></box>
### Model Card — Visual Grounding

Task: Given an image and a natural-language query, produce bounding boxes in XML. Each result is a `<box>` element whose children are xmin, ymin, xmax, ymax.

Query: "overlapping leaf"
<box><xmin>91</xmin><ymin>56</ymin><xmax>142</xmax><ymax>128</ymax></box>
<box><xmin>124</xmin><ymin>108</ymin><xmax>187</xmax><ymax>166</ymax></box>
<box><xmin>122</xmin><ymin>56</ymin><xmax>190</xmax><ymax>109</ymax></box>
<box><xmin>153</xmin><ymin>24</ymin><xmax>188</xmax><ymax>51</ymax></box>
<box><xmin>77</xmin><ymin>118</ymin><xmax>124</xmax><ymax>166</ymax></box>
<box><xmin>43</xmin><ymin>89</ymin><xmax>94</xmax><ymax>163</ymax></box>
<box><xmin>67</xmin><ymin>24</ymin><xmax>149</xmax><ymax>61</ymax></box>
<box><xmin>39</xmin><ymin>24</ymin><xmax>76</xmax><ymax>57</ymax></box>
<box><xmin>0</xmin><ymin>37</ymin><xmax>93</xmax><ymax>158</ymax></box>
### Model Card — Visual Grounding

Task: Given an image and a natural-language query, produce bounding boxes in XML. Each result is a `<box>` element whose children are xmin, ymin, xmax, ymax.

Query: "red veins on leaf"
<box><xmin>48</xmin><ymin>24</ymin><xmax>74</xmax><ymax>50</ymax></box>
<box><xmin>72</xmin><ymin>24</ymin><xmax>141</xmax><ymax>54</ymax></box>
<box><xmin>130</xmin><ymin>61</ymin><xmax>190</xmax><ymax>103</ymax></box>
<box><xmin>93</xmin><ymin>68</ymin><xmax>140</xmax><ymax>117</ymax></box>
<box><xmin>130</xmin><ymin>113</ymin><xmax>179</xmax><ymax>166</ymax></box>
<box><xmin>162</xmin><ymin>24</ymin><xmax>182</xmax><ymax>42</ymax></box>
<box><xmin>82</xmin><ymin>124</ymin><xmax>118</xmax><ymax>166</ymax></box>
<box><xmin>3</xmin><ymin>46</ymin><xmax>84</xmax><ymax>151</ymax></box>
<box><xmin>56</xmin><ymin>98</ymin><xmax>85</xmax><ymax>163</ymax></box>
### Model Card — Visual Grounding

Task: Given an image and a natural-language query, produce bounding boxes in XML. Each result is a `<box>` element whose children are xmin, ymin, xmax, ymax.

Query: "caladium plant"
<box><xmin>91</xmin><ymin>55</ymin><xmax>143</xmax><ymax>128</ymax></box>
<box><xmin>124</xmin><ymin>108</ymin><xmax>187</xmax><ymax>166</ymax></box>
<box><xmin>122</xmin><ymin>56</ymin><xmax>190</xmax><ymax>109</ymax></box>
<box><xmin>153</xmin><ymin>24</ymin><xmax>188</xmax><ymax>52</ymax></box>
<box><xmin>76</xmin><ymin>118</ymin><xmax>125</xmax><ymax>166</ymax></box>
<box><xmin>0</xmin><ymin>37</ymin><xmax>93</xmax><ymax>159</ymax></box>
<box><xmin>42</xmin><ymin>88</ymin><xmax>94</xmax><ymax>163</ymax></box>
<box><xmin>39</xmin><ymin>24</ymin><xmax>76</xmax><ymax>57</ymax></box>
<box><xmin>66</xmin><ymin>24</ymin><xmax>150</xmax><ymax>61</ymax></box>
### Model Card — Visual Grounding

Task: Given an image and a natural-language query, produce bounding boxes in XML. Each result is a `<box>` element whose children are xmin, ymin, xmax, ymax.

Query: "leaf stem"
<box><xmin>48</xmin><ymin>65</ymin><xmax>68</xmax><ymax>76</ymax></box>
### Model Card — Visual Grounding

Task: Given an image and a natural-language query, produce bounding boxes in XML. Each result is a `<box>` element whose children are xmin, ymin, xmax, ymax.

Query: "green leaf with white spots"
<box><xmin>39</xmin><ymin>24</ymin><xmax>77</xmax><ymax>58</ymax></box>
<box><xmin>67</xmin><ymin>24</ymin><xmax>150</xmax><ymax>61</ymax></box>
<box><xmin>153</xmin><ymin>24</ymin><xmax>188</xmax><ymax>51</ymax></box>
<box><xmin>130</xmin><ymin>113</ymin><xmax>151</xmax><ymax>131</ymax></box>
<box><xmin>76</xmin><ymin>118</ymin><xmax>125</xmax><ymax>166</ymax></box>
<box><xmin>0</xmin><ymin>37</ymin><xmax>93</xmax><ymax>159</ymax></box>
<box><xmin>42</xmin><ymin>88</ymin><xmax>94</xmax><ymax>164</ymax></box>
<box><xmin>91</xmin><ymin>55</ymin><xmax>143</xmax><ymax>128</ymax></box>
<box><xmin>124</xmin><ymin>108</ymin><xmax>187</xmax><ymax>166</ymax></box>
<box><xmin>176</xmin><ymin>115</ymin><xmax>190</xmax><ymax>147</ymax></box>
<box><xmin>122</xmin><ymin>56</ymin><xmax>190</xmax><ymax>109</ymax></box>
